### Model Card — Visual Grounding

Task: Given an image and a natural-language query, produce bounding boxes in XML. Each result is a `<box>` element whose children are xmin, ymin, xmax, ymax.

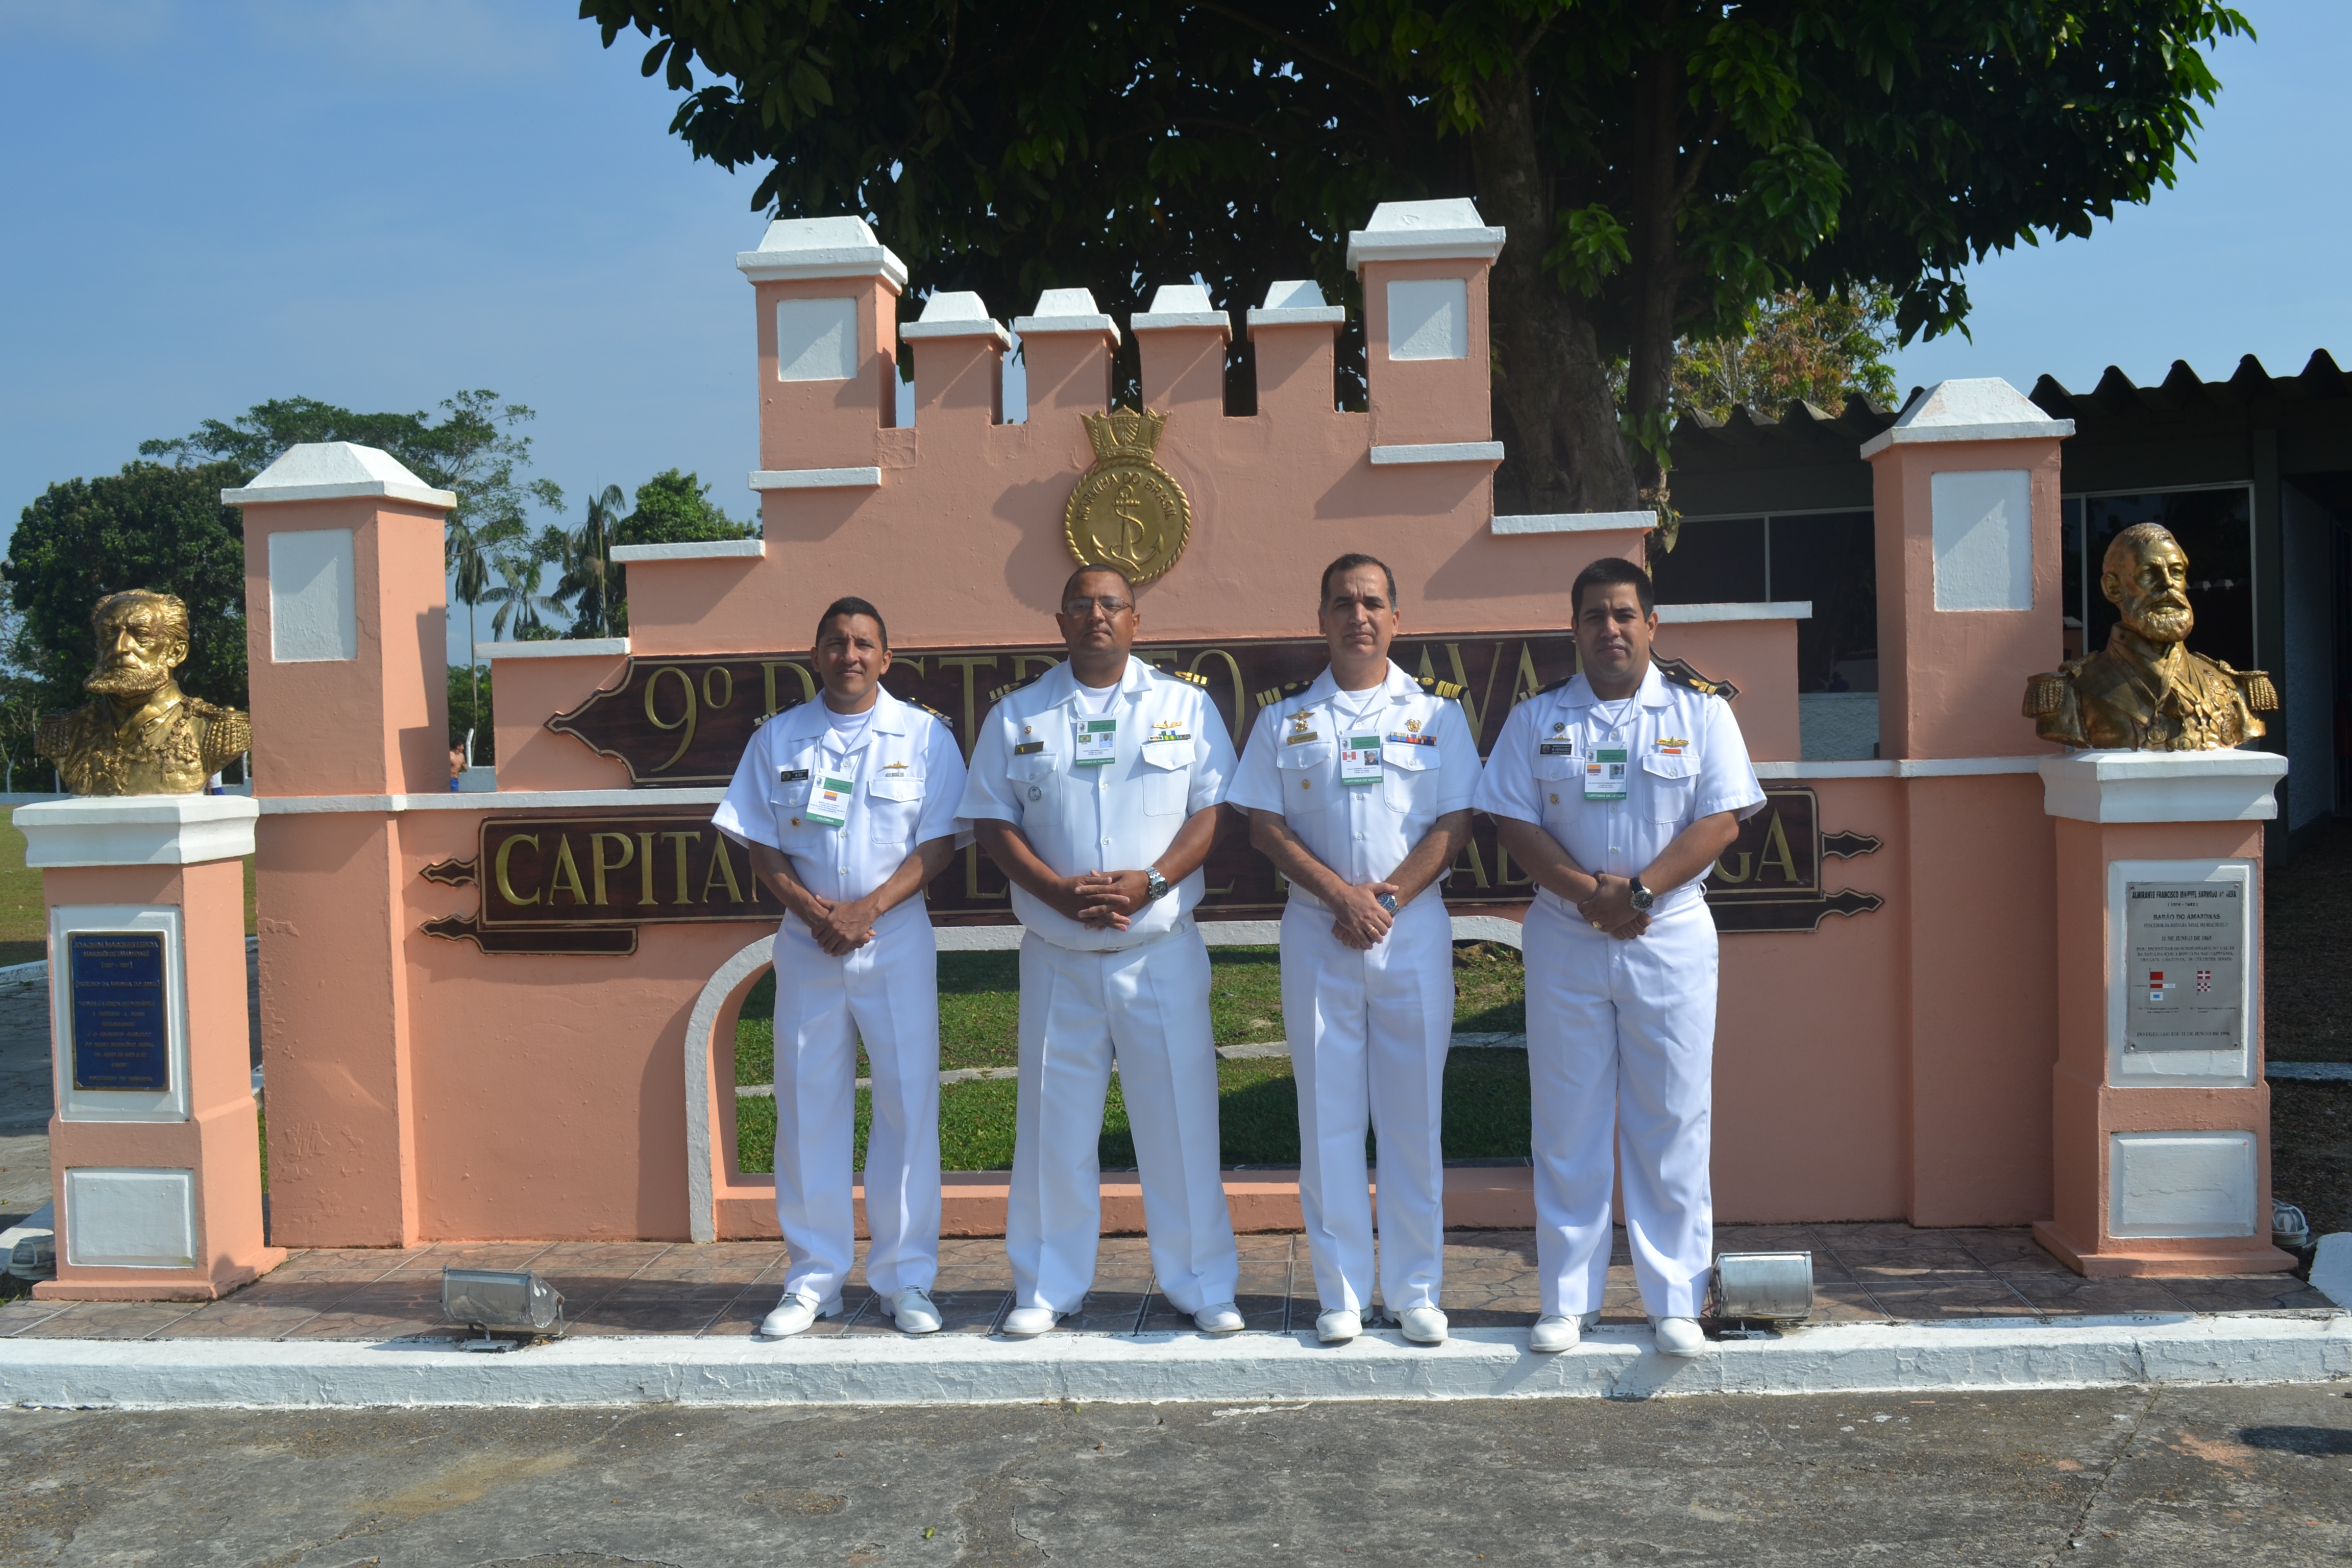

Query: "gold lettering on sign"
<box><xmin>548</xmin><ymin>836</ymin><xmax>589</xmax><ymax>905</ymax></box>
<box><xmin>1758</xmin><ymin>812</ymin><xmax>1800</xmax><ymax>884</ymax></box>
<box><xmin>963</xmin><ymin>844</ymin><xmax>1008</xmax><ymax>901</ymax></box>
<box><xmin>761</xmin><ymin>661</ymin><xmax>815</xmax><ymax>719</ymax></box>
<box><xmin>1494</xmin><ymin>842</ymin><xmax>1533</xmax><ymax>888</ymax></box>
<box><xmin>590</xmin><ymin>831</ymin><xmax>635</xmax><ymax>906</ymax></box>
<box><xmin>1450</xmin><ymin>838</ymin><xmax>1492</xmax><ymax>890</ymax></box>
<box><xmin>702</xmin><ymin>666</ymin><xmax>733</xmax><ymax>711</ymax></box>
<box><xmin>660</xmin><ymin>830</ymin><xmax>698</xmax><ymax>904</ymax></box>
<box><xmin>702</xmin><ymin>837</ymin><xmax>746</xmax><ymax>903</ymax></box>
<box><xmin>645</xmin><ymin>667</ymin><xmax>698</xmax><ymax>772</ymax></box>
<box><xmin>496</xmin><ymin>834</ymin><xmax>541</xmax><ymax>905</ymax></box>
<box><xmin>1189</xmin><ymin>647</ymin><xmax>1247</xmax><ymax>749</ymax></box>
<box><xmin>636</xmin><ymin>831</ymin><xmax>658</xmax><ymax>905</ymax></box>
<box><xmin>1714</xmin><ymin>851</ymin><xmax>1753</xmax><ymax>884</ymax></box>
<box><xmin>936</xmin><ymin>656</ymin><xmax>998</xmax><ymax>757</ymax></box>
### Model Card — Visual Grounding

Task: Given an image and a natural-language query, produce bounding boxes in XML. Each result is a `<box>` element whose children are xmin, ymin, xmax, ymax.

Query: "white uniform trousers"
<box><xmin>1524</xmin><ymin>894</ymin><xmax>1719</xmax><ymax>1319</ymax></box>
<box><xmin>772</xmin><ymin>902</ymin><xmax>941</xmax><ymax>1305</ymax></box>
<box><xmin>1007</xmin><ymin>926</ymin><xmax>1240</xmax><ymax>1315</ymax></box>
<box><xmin>1281</xmin><ymin>895</ymin><xmax>1453</xmax><ymax>1315</ymax></box>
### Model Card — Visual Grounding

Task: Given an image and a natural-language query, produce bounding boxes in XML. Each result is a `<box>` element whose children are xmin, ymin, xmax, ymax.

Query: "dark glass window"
<box><xmin>1770</xmin><ymin>512</ymin><xmax>1878</xmax><ymax>692</ymax></box>
<box><xmin>2076</xmin><ymin>489</ymin><xmax>2255</xmax><ymax>672</ymax></box>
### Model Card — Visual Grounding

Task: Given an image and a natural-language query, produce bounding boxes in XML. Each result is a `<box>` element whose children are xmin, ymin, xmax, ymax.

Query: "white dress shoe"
<box><xmin>883</xmin><ymin>1287</ymin><xmax>943</xmax><ymax>1335</ymax></box>
<box><xmin>1193</xmin><ymin>1302</ymin><xmax>1245</xmax><ymax>1334</ymax></box>
<box><xmin>1652</xmin><ymin>1315</ymin><xmax>1707</xmax><ymax>1356</ymax></box>
<box><xmin>1528</xmin><ymin>1315</ymin><xmax>1582</xmax><ymax>1353</ymax></box>
<box><xmin>1396</xmin><ymin>1305</ymin><xmax>1450</xmax><ymax>1344</ymax></box>
<box><xmin>999</xmin><ymin>1306</ymin><xmax>1061</xmax><ymax>1337</ymax></box>
<box><xmin>1316</xmin><ymin>1309</ymin><xmax>1361</xmax><ymax>1344</ymax></box>
<box><xmin>758</xmin><ymin>1291</ymin><xmax>838</xmax><ymax>1338</ymax></box>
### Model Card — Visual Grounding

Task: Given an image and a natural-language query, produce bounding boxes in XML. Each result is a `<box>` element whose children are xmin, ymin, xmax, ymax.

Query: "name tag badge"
<box><xmin>778</xmin><ymin>767</ymin><xmax>812</xmax><ymax>782</ymax></box>
<box><xmin>1012</xmin><ymin>740</ymin><xmax>1045</xmax><ymax>756</ymax></box>
<box><xmin>804</xmin><ymin>769</ymin><xmax>856</xmax><ymax>826</ymax></box>
<box><xmin>1073</xmin><ymin>717</ymin><xmax>1118</xmax><ymax>766</ymax></box>
<box><xmin>1584</xmin><ymin>747</ymin><xmax>1628</xmax><ymax>801</ymax></box>
<box><xmin>1339</xmin><ymin>733</ymin><xmax>1382</xmax><ymax>786</ymax></box>
<box><xmin>1536</xmin><ymin>742</ymin><xmax>1575</xmax><ymax>757</ymax></box>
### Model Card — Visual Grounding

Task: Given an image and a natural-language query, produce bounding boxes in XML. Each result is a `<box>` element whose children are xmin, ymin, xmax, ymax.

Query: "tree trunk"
<box><xmin>1622</xmin><ymin>11</ymin><xmax>1685</xmax><ymax>503</ymax></box>
<box><xmin>1471</xmin><ymin>68</ymin><xmax>1639</xmax><ymax>516</ymax></box>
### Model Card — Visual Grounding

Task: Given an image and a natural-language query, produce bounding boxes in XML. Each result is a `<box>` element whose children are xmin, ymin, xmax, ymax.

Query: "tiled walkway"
<box><xmin>0</xmin><ymin>1224</ymin><xmax>2330</xmax><ymax>1343</ymax></box>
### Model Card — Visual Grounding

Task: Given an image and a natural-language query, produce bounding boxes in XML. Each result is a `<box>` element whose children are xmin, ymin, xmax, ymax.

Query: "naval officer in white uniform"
<box><xmin>713</xmin><ymin>597</ymin><xmax>969</xmax><ymax>1338</ymax></box>
<box><xmin>1227</xmin><ymin>554</ymin><xmax>1479</xmax><ymax>1345</ymax></box>
<box><xmin>1474</xmin><ymin>557</ymin><xmax>1761</xmax><ymax>1357</ymax></box>
<box><xmin>958</xmin><ymin>565</ymin><xmax>1245</xmax><ymax>1337</ymax></box>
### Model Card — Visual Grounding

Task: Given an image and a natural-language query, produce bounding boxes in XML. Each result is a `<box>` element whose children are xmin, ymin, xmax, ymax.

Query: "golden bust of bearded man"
<box><xmin>35</xmin><ymin>590</ymin><xmax>252</xmax><ymax>795</ymax></box>
<box><xmin>2023</xmin><ymin>522</ymin><xmax>2275</xmax><ymax>751</ymax></box>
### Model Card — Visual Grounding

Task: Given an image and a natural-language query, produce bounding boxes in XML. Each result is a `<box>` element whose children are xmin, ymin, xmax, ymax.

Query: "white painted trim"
<box><xmin>899</xmin><ymin>320</ymin><xmax>1014</xmax><ymax>348</ymax></box>
<box><xmin>2040</xmin><ymin>749</ymin><xmax>2287</xmax><ymax>824</ymax></box>
<box><xmin>1655</xmin><ymin>602</ymin><xmax>1814</xmax><ymax>624</ymax></box>
<box><xmin>481</xmin><ymin>638</ymin><xmax>630</xmax><ymax>660</ymax></box>
<box><xmin>1491</xmin><ymin>511</ymin><xmax>1653</xmax><ymax>535</ymax></box>
<box><xmin>223</xmin><ymin>479</ymin><xmax>454</xmax><ymax>508</ymax></box>
<box><xmin>1861</xmin><ymin>420</ymin><xmax>2074</xmax><ymax>457</ymax></box>
<box><xmin>1369</xmin><ymin>442</ymin><xmax>1504</xmax><ymax>466</ymax></box>
<box><xmin>683</xmin><ymin>935</ymin><xmax>777</xmax><ymax>1244</ymax></box>
<box><xmin>1246</xmin><ymin>306</ymin><xmax>1349</xmax><ymax>332</ymax></box>
<box><xmin>254</xmin><ymin>788</ymin><xmax>727</xmax><ymax>816</ymax></box>
<box><xmin>1751</xmin><ymin>757</ymin><xmax>2045</xmax><ymax>781</ymax></box>
<box><xmin>16</xmin><ymin>796</ymin><xmax>258</xmax><ymax>867</ymax></box>
<box><xmin>1131</xmin><ymin>311</ymin><xmax>1232</xmax><ymax>335</ymax></box>
<box><xmin>1858</xmin><ymin>378</ymin><xmax>2073</xmax><ymax>457</ymax></box>
<box><xmin>749</xmin><ymin>467</ymin><xmax>884</xmax><ymax>491</ymax></box>
<box><xmin>734</xmin><ymin>217</ymin><xmax>909</xmax><ymax>289</ymax></box>
<box><xmin>3</xmin><ymin>1314</ymin><xmax>2343</xmax><ymax>1410</ymax></box>
<box><xmin>1344</xmin><ymin>200</ymin><xmax>1507</xmax><ymax>271</ymax></box>
<box><xmin>1012</xmin><ymin>313</ymin><xmax>1119</xmax><ymax>341</ymax></box>
<box><xmin>607</xmin><ymin>539</ymin><xmax>765</xmax><ymax>564</ymax></box>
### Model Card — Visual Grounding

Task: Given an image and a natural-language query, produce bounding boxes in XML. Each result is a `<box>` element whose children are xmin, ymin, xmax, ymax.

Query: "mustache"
<box><xmin>84</xmin><ymin>663</ymin><xmax>173</xmax><ymax>696</ymax></box>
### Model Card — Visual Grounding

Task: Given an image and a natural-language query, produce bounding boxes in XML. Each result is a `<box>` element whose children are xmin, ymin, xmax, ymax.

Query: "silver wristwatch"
<box><xmin>1142</xmin><ymin>867</ymin><xmax>1171</xmax><ymax>903</ymax></box>
<box><xmin>1627</xmin><ymin>876</ymin><xmax>1655</xmax><ymax>913</ymax></box>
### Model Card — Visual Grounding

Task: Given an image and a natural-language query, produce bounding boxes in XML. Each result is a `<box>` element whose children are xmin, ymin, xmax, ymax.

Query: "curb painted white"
<box><xmin>2312</xmin><ymin>1234</ymin><xmax>2352</xmax><ymax>1309</ymax></box>
<box><xmin>2</xmin><ymin>1315</ymin><xmax>2341</xmax><ymax>1411</ymax></box>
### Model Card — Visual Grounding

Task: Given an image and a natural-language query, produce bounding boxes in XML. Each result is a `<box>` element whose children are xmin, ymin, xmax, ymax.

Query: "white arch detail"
<box><xmin>683</xmin><ymin>934</ymin><xmax>777</xmax><ymax>1244</ymax></box>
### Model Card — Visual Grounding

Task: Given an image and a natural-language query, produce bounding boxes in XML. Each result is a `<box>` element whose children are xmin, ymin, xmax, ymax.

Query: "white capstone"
<box><xmin>1386</xmin><ymin>277</ymin><xmax>1469</xmax><ymax>360</ymax></box>
<box><xmin>63</xmin><ymin>1168</ymin><xmax>197</xmax><ymax>1268</ymax></box>
<box><xmin>1369</xmin><ymin>442</ymin><xmax>1504</xmax><ymax>465</ymax></box>
<box><xmin>1653</xmin><ymin>602</ymin><xmax>1814</xmax><ymax>623</ymax></box>
<box><xmin>1132</xmin><ymin>283</ymin><xmax>1229</xmax><ymax>334</ymax></box>
<box><xmin>898</xmin><ymin>291</ymin><xmax>1012</xmax><ymax>347</ymax></box>
<box><xmin>774</xmin><ymin>297</ymin><xmax>862</xmax><ymax>381</ymax></box>
<box><xmin>736</xmin><ymin>216</ymin><xmax>909</xmax><ymax>288</ymax></box>
<box><xmin>221</xmin><ymin>442</ymin><xmax>455</xmax><ymax>509</ymax></box>
<box><xmin>17</xmin><ymin>796</ymin><xmax>259</xmax><ymax>867</ymax></box>
<box><xmin>1930</xmin><ymin>469</ymin><xmax>2035</xmax><ymax>611</ymax></box>
<box><xmin>1013</xmin><ymin>287</ymin><xmax>1121</xmax><ymax>341</ymax></box>
<box><xmin>748</xmin><ymin>467</ymin><xmax>885</xmax><ymax>491</ymax></box>
<box><xmin>1859</xmin><ymin>378</ymin><xmax>2074</xmax><ymax>457</ymax></box>
<box><xmin>2040</xmin><ymin>749</ymin><xmax>2287</xmax><ymax>823</ymax></box>
<box><xmin>1491</xmin><ymin>511</ymin><xmax>1655</xmax><ymax>535</ymax></box>
<box><xmin>2110</xmin><ymin>1131</ymin><xmax>2258</xmax><ymax>1238</ymax></box>
<box><xmin>267</xmin><ymin>528</ymin><xmax>357</xmax><ymax>663</ymax></box>
<box><xmin>607</xmin><ymin>538</ymin><xmax>766</xmax><ymax>564</ymax></box>
<box><xmin>1247</xmin><ymin>278</ymin><xmax>1347</xmax><ymax>331</ymax></box>
<box><xmin>481</xmin><ymin>638</ymin><xmax>632</xmax><ymax>660</ymax></box>
<box><xmin>1346</xmin><ymin>198</ymin><xmax>1506</xmax><ymax>270</ymax></box>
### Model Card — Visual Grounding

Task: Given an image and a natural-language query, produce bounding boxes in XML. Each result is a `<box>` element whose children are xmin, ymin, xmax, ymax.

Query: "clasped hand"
<box><xmin>1576</xmin><ymin>873</ymin><xmax>1651</xmax><ymax>941</ymax></box>
<box><xmin>797</xmin><ymin>892</ymin><xmax>881</xmax><ymax>956</ymax></box>
<box><xmin>1059</xmin><ymin>870</ymin><xmax>1149</xmax><ymax>930</ymax></box>
<box><xmin>1329</xmin><ymin>881</ymin><xmax>1400</xmax><ymax>950</ymax></box>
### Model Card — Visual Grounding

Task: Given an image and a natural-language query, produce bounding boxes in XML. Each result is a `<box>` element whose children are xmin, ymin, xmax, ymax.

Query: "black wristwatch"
<box><xmin>1627</xmin><ymin>875</ymin><xmax>1655</xmax><ymax>913</ymax></box>
<box><xmin>1142</xmin><ymin>867</ymin><xmax>1171</xmax><ymax>903</ymax></box>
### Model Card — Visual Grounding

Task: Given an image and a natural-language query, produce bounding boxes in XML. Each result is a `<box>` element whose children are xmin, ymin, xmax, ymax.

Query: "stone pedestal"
<box><xmin>17</xmin><ymin>795</ymin><xmax>283</xmax><ymax>1300</ymax></box>
<box><xmin>2033</xmin><ymin>750</ymin><xmax>2295</xmax><ymax>1277</ymax></box>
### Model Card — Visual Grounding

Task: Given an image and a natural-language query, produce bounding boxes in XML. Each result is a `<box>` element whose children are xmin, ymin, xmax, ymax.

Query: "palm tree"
<box><xmin>552</xmin><ymin>483</ymin><xmax>625</xmax><ymax>637</ymax></box>
<box><xmin>481</xmin><ymin>549</ymin><xmax>568</xmax><ymax>642</ymax></box>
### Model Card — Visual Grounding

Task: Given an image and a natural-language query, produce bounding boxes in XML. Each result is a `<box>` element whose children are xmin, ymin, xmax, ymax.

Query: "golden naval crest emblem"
<box><xmin>1064</xmin><ymin>406</ymin><xmax>1191</xmax><ymax>583</ymax></box>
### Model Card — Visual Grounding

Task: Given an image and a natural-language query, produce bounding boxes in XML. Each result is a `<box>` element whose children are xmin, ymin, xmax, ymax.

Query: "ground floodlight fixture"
<box><xmin>443</xmin><ymin>1267</ymin><xmax>566</xmax><ymax>1351</ymax></box>
<box><xmin>1712</xmin><ymin>1251</ymin><xmax>1814</xmax><ymax>1335</ymax></box>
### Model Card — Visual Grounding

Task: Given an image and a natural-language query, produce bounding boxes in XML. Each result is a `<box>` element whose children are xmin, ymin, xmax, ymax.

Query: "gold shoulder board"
<box><xmin>987</xmin><ymin>671</ymin><xmax>1046</xmax><ymax>704</ymax></box>
<box><xmin>2022</xmin><ymin>672</ymin><xmax>2068</xmax><ymax>719</ymax></box>
<box><xmin>910</xmin><ymin>700</ymin><xmax>956</xmax><ymax>728</ymax></box>
<box><xmin>2238</xmin><ymin>670</ymin><xmax>2279</xmax><ymax>711</ymax></box>
<box><xmin>1532</xmin><ymin>674</ymin><xmax>1575</xmax><ymax>697</ymax></box>
<box><xmin>1414</xmin><ymin>675</ymin><xmax>1465</xmax><ymax>700</ymax></box>
<box><xmin>1166</xmin><ymin>668</ymin><xmax>1209</xmax><ymax>687</ymax></box>
<box><xmin>1253</xmin><ymin>679</ymin><xmax>1313</xmax><ymax>708</ymax></box>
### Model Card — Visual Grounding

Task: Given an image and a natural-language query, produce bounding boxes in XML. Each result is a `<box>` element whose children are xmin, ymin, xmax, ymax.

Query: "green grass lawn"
<box><xmin>0</xmin><ymin>807</ymin><xmax>255</xmax><ymax>966</ymax></box>
<box><xmin>731</xmin><ymin>941</ymin><xmax>1534</xmax><ymax>1172</ymax></box>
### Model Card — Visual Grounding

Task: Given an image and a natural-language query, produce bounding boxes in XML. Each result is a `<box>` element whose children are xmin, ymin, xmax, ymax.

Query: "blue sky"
<box><xmin>1</xmin><ymin>2</ymin><xmax>2342</xmax><ymax>663</ymax></box>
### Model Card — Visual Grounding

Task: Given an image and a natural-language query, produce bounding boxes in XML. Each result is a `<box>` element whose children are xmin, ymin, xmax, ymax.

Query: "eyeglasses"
<box><xmin>1060</xmin><ymin>597</ymin><xmax>1134</xmax><ymax>617</ymax></box>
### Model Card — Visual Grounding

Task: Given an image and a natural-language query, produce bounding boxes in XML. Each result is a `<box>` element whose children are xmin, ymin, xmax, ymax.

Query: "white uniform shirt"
<box><xmin>1473</xmin><ymin>664</ymin><xmax>1766</xmax><ymax>918</ymax></box>
<box><xmin>957</xmin><ymin>656</ymin><xmax>1235</xmax><ymax>951</ymax></box>
<box><xmin>1226</xmin><ymin>660</ymin><xmax>1483</xmax><ymax>910</ymax></box>
<box><xmin>712</xmin><ymin>685</ymin><xmax>970</xmax><ymax>904</ymax></box>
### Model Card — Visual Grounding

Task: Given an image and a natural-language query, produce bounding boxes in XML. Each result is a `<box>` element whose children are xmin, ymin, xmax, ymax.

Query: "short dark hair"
<box><xmin>814</xmin><ymin>596</ymin><xmax>888</xmax><ymax>650</ymax></box>
<box><xmin>1061</xmin><ymin>564</ymin><xmax>1136</xmax><ymax>606</ymax></box>
<box><xmin>1569</xmin><ymin>556</ymin><xmax>1656</xmax><ymax>618</ymax></box>
<box><xmin>1319</xmin><ymin>553</ymin><xmax>1398</xmax><ymax>605</ymax></box>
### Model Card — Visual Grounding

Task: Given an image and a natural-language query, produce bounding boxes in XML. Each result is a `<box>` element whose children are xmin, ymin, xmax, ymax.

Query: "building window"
<box><xmin>2063</xmin><ymin>487</ymin><xmax>2255</xmax><ymax>672</ymax></box>
<box><xmin>1651</xmin><ymin>510</ymin><xmax>1876</xmax><ymax>692</ymax></box>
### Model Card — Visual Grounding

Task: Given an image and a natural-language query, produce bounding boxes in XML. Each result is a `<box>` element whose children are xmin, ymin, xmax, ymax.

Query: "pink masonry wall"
<box><xmin>236</xmin><ymin>205</ymin><xmax>2141</xmax><ymax>1247</ymax></box>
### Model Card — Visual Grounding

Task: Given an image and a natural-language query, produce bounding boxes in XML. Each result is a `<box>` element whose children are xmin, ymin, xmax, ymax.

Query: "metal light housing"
<box><xmin>1712</xmin><ymin>1251</ymin><xmax>1815</xmax><ymax>1322</ymax></box>
<box><xmin>442</xmin><ymin>1267</ymin><xmax>565</xmax><ymax>1345</ymax></box>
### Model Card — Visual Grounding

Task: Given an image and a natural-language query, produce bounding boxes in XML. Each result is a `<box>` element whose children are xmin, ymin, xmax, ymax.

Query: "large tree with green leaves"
<box><xmin>582</xmin><ymin>0</ymin><xmax>2246</xmax><ymax>518</ymax></box>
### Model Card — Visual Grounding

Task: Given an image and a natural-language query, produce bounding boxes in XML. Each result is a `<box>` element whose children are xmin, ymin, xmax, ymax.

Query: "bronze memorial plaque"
<box><xmin>2122</xmin><ymin>879</ymin><xmax>2246</xmax><ymax>1053</ymax></box>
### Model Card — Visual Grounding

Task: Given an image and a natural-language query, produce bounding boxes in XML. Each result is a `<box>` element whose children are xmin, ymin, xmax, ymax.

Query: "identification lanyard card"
<box><xmin>1339</xmin><ymin>733</ymin><xmax>1383</xmax><ymax>786</ymax></box>
<box><xmin>804</xmin><ymin>757</ymin><xmax>857</xmax><ymax>826</ymax></box>
<box><xmin>1073</xmin><ymin>717</ymin><xmax>1119</xmax><ymax>766</ymax></box>
<box><xmin>1584</xmin><ymin>747</ymin><xmax>1628</xmax><ymax>801</ymax></box>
